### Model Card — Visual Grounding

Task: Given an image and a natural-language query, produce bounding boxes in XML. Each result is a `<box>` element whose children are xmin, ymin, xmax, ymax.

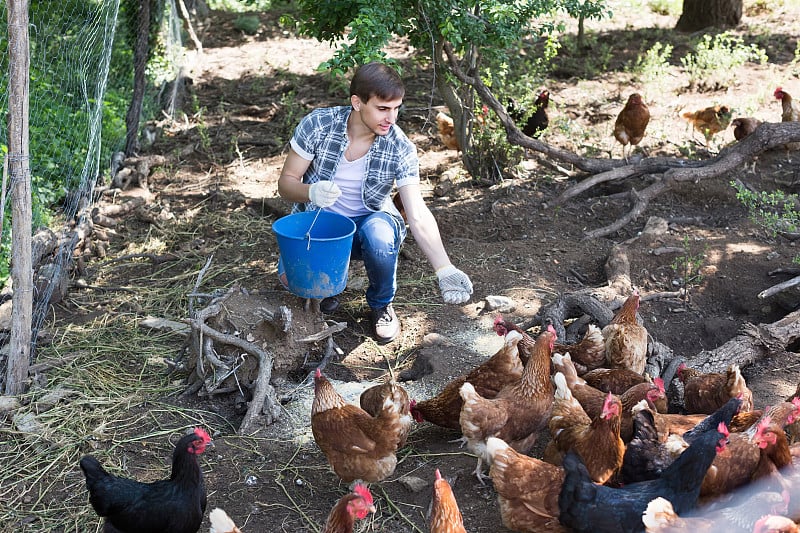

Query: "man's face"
<box><xmin>352</xmin><ymin>95</ymin><xmax>403</xmax><ymax>136</ymax></box>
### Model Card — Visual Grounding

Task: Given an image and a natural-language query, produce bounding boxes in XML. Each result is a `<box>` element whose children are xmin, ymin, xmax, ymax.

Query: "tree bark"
<box><xmin>676</xmin><ymin>0</ymin><xmax>742</xmax><ymax>32</ymax></box>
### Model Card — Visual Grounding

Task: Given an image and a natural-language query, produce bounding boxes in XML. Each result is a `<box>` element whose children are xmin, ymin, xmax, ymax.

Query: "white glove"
<box><xmin>436</xmin><ymin>265</ymin><xmax>473</xmax><ymax>304</ymax></box>
<box><xmin>308</xmin><ymin>181</ymin><xmax>341</xmax><ymax>208</ymax></box>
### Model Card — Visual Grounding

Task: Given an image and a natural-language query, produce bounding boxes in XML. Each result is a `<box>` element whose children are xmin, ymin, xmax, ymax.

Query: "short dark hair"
<box><xmin>349</xmin><ymin>62</ymin><xmax>405</xmax><ymax>102</ymax></box>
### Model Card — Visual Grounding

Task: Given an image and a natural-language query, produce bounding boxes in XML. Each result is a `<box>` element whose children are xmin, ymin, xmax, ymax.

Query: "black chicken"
<box><xmin>621</xmin><ymin>396</ymin><xmax>742</xmax><ymax>484</ymax></box>
<box><xmin>507</xmin><ymin>90</ymin><xmax>550</xmax><ymax>138</ymax></box>
<box><xmin>558</xmin><ymin>420</ymin><xmax>729</xmax><ymax>533</ymax></box>
<box><xmin>80</xmin><ymin>427</ymin><xmax>212</xmax><ymax>533</ymax></box>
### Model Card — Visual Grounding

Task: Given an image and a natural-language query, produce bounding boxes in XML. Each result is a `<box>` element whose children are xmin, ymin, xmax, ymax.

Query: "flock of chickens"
<box><xmin>75</xmin><ymin>290</ymin><xmax>800</xmax><ymax>532</ymax></box>
<box><xmin>436</xmin><ymin>86</ymin><xmax>799</xmax><ymax>159</ymax></box>
<box><xmin>305</xmin><ymin>290</ymin><xmax>800</xmax><ymax>533</ymax></box>
<box><xmin>309</xmin><ymin>288</ymin><xmax>800</xmax><ymax>533</ymax></box>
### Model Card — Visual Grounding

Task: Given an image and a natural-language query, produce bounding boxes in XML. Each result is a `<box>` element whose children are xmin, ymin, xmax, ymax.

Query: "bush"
<box><xmin>680</xmin><ymin>32</ymin><xmax>768</xmax><ymax>91</ymax></box>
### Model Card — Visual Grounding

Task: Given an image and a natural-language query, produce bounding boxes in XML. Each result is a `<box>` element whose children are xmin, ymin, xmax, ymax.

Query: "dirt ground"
<box><xmin>33</xmin><ymin>2</ymin><xmax>800</xmax><ymax>532</ymax></box>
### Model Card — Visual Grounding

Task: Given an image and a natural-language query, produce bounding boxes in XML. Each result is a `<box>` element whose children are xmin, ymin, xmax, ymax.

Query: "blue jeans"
<box><xmin>349</xmin><ymin>211</ymin><xmax>407</xmax><ymax>310</ymax></box>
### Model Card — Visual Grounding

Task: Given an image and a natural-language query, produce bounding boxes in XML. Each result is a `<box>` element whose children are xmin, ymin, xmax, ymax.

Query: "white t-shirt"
<box><xmin>327</xmin><ymin>153</ymin><xmax>371</xmax><ymax>217</ymax></box>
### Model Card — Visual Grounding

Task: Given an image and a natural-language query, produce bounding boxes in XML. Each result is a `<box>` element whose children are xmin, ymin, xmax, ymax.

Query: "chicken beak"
<box><xmin>368</xmin><ymin>504</ymin><xmax>376</xmax><ymax>514</ymax></box>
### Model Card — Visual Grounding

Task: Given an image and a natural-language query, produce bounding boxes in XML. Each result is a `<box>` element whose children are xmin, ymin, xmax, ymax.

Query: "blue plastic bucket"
<box><xmin>272</xmin><ymin>211</ymin><xmax>356</xmax><ymax>299</ymax></box>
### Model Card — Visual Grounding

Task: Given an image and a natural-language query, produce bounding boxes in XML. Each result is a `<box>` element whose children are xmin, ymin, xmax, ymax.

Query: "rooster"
<box><xmin>359</xmin><ymin>379</ymin><xmax>414</xmax><ymax>448</ymax></box>
<box><xmin>602</xmin><ymin>290</ymin><xmax>648</xmax><ymax>375</ymax></box>
<box><xmin>430</xmin><ymin>469</ymin><xmax>467</xmax><ymax>533</ymax></box>
<box><xmin>558</xmin><ymin>421</ymin><xmax>729</xmax><ymax>533</ymax></box>
<box><xmin>732</xmin><ymin>117</ymin><xmax>762</xmax><ymax>140</ymax></box>
<box><xmin>209</xmin><ymin>508</ymin><xmax>242</xmax><ymax>533</ymax></box>
<box><xmin>79</xmin><ymin>427</ymin><xmax>212</xmax><ymax>533</ymax></box>
<box><xmin>613</xmin><ymin>93</ymin><xmax>650</xmax><ymax>161</ymax></box>
<box><xmin>486</xmin><ymin>437</ymin><xmax>567</xmax><ymax>532</ymax></box>
<box><xmin>681</xmin><ymin>104</ymin><xmax>732</xmax><ymax>149</ymax></box>
<box><xmin>322</xmin><ymin>484</ymin><xmax>376</xmax><ymax>533</ymax></box>
<box><xmin>459</xmin><ymin>325</ymin><xmax>556</xmax><ymax>482</ymax></box>
<box><xmin>507</xmin><ymin>90</ymin><xmax>550</xmax><ymax>138</ymax></box>
<box><xmin>411</xmin><ymin>328</ymin><xmax>526</xmax><ymax>429</ymax></box>
<box><xmin>545</xmin><ymin>373</ymin><xmax>624</xmax><ymax>484</ymax></box>
<box><xmin>678</xmin><ymin>362</ymin><xmax>753</xmax><ymax>414</ymax></box>
<box><xmin>311</xmin><ymin>369</ymin><xmax>406</xmax><ymax>482</ymax></box>
<box><xmin>775</xmin><ymin>87</ymin><xmax>800</xmax><ymax>122</ymax></box>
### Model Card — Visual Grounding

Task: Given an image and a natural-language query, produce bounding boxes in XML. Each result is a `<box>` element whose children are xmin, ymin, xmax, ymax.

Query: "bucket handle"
<box><xmin>304</xmin><ymin>177</ymin><xmax>337</xmax><ymax>250</ymax></box>
<box><xmin>304</xmin><ymin>208</ymin><xmax>323</xmax><ymax>250</ymax></box>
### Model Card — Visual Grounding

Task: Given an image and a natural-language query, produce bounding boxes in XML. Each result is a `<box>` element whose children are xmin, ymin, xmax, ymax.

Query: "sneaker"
<box><xmin>371</xmin><ymin>304</ymin><xmax>400</xmax><ymax>344</ymax></box>
<box><xmin>320</xmin><ymin>297</ymin><xmax>340</xmax><ymax>314</ymax></box>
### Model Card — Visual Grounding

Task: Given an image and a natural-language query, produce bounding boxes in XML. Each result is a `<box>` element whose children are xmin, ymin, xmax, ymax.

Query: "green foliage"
<box><xmin>680</xmin><ymin>32</ymin><xmax>768</xmax><ymax>91</ymax></box>
<box><xmin>234</xmin><ymin>15</ymin><xmax>261</xmax><ymax>35</ymax></box>
<box><xmin>469</xmin><ymin>104</ymin><xmax>523</xmax><ymax>184</ymax></box>
<box><xmin>646</xmin><ymin>0</ymin><xmax>681</xmax><ymax>16</ymax></box>
<box><xmin>632</xmin><ymin>41</ymin><xmax>674</xmax><ymax>84</ymax></box>
<box><xmin>207</xmin><ymin>0</ymin><xmax>274</xmax><ymax>11</ymax></box>
<box><xmin>792</xmin><ymin>40</ymin><xmax>800</xmax><ymax>77</ymax></box>
<box><xmin>733</xmin><ymin>182</ymin><xmax>800</xmax><ymax>263</ymax></box>
<box><xmin>670</xmin><ymin>236</ymin><xmax>708</xmax><ymax>305</ymax></box>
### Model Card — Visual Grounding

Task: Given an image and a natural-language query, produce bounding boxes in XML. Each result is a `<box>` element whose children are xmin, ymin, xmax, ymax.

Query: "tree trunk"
<box><xmin>676</xmin><ymin>0</ymin><xmax>742</xmax><ymax>32</ymax></box>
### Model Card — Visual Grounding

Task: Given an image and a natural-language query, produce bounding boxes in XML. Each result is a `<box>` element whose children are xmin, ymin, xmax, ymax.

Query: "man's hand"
<box><xmin>436</xmin><ymin>265</ymin><xmax>473</xmax><ymax>304</ymax></box>
<box><xmin>308</xmin><ymin>181</ymin><xmax>341</xmax><ymax>208</ymax></box>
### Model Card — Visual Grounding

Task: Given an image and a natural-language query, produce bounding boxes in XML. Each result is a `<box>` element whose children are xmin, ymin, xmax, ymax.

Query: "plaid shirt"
<box><xmin>289</xmin><ymin>106</ymin><xmax>419</xmax><ymax>221</ymax></box>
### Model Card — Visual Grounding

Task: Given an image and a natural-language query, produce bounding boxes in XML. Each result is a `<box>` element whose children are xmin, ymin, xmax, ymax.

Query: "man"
<box><xmin>277</xmin><ymin>62</ymin><xmax>472</xmax><ymax>344</ymax></box>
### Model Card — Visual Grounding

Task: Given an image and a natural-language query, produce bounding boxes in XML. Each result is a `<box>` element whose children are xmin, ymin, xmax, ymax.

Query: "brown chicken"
<box><xmin>359</xmin><ymin>380</ymin><xmax>414</xmax><ymax>448</ymax></box>
<box><xmin>602</xmin><ymin>290</ymin><xmax>648</xmax><ymax>374</ymax></box>
<box><xmin>613</xmin><ymin>93</ymin><xmax>650</xmax><ymax>161</ymax></box>
<box><xmin>552</xmin><ymin>351</ymin><xmax>666</xmax><ymax>442</ymax></box>
<box><xmin>429</xmin><ymin>469</ymin><xmax>467</xmax><ymax>533</ymax></box>
<box><xmin>459</xmin><ymin>325</ymin><xmax>556</xmax><ymax>482</ymax></box>
<box><xmin>554</xmin><ymin>324</ymin><xmax>606</xmax><ymax>374</ymax></box>
<box><xmin>679</xmin><ymin>362</ymin><xmax>754</xmax><ymax>414</ymax></box>
<box><xmin>507</xmin><ymin>90</ymin><xmax>550</xmax><ymax>138</ymax></box>
<box><xmin>322</xmin><ymin>484</ymin><xmax>376</xmax><ymax>533</ymax></box>
<box><xmin>681</xmin><ymin>104</ymin><xmax>733</xmax><ymax>148</ymax></box>
<box><xmin>411</xmin><ymin>328</ymin><xmax>526</xmax><ymax>429</ymax></box>
<box><xmin>209</xmin><ymin>508</ymin><xmax>242</xmax><ymax>533</ymax></box>
<box><xmin>486</xmin><ymin>436</ymin><xmax>567</xmax><ymax>532</ymax></box>
<box><xmin>775</xmin><ymin>87</ymin><xmax>800</xmax><ymax>122</ymax></box>
<box><xmin>581</xmin><ymin>366</ymin><xmax>649</xmax><ymax>395</ymax></box>
<box><xmin>545</xmin><ymin>372</ymin><xmax>624</xmax><ymax>484</ymax></box>
<box><xmin>311</xmin><ymin>369</ymin><xmax>406</xmax><ymax>482</ymax></box>
<box><xmin>436</xmin><ymin>111</ymin><xmax>460</xmax><ymax>150</ymax></box>
<box><xmin>732</xmin><ymin>117</ymin><xmax>762</xmax><ymax>140</ymax></box>
<box><xmin>785</xmin><ymin>385</ymin><xmax>800</xmax><ymax>444</ymax></box>
<box><xmin>699</xmin><ymin>416</ymin><xmax>768</xmax><ymax>499</ymax></box>
<box><xmin>751</xmin><ymin>412</ymin><xmax>795</xmax><ymax>499</ymax></box>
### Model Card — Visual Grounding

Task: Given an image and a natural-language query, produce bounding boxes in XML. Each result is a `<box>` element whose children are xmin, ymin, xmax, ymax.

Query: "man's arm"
<box><xmin>277</xmin><ymin>148</ymin><xmax>313</xmax><ymax>202</ymax></box>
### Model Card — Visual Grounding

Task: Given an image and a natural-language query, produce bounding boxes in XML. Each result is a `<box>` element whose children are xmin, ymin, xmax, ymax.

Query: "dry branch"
<box><xmin>441</xmin><ymin>45</ymin><xmax>800</xmax><ymax>238</ymax></box>
<box><xmin>685</xmin><ymin>309</ymin><xmax>800</xmax><ymax>373</ymax></box>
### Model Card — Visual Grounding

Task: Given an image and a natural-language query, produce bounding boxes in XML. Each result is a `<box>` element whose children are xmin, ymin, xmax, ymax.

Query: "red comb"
<box><xmin>792</xmin><ymin>397</ymin><xmax>800</xmax><ymax>409</ymax></box>
<box><xmin>315</xmin><ymin>368</ymin><xmax>322</xmax><ymax>378</ymax></box>
<box><xmin>435</xmin><ymin>469</ymin><xmax>442</xmax><ymax>481</ymax></box>
<box><xmin>493</xmin><ymin>315</ymin><xmax>504</xmax><ymax>325</ymax></box>
<box><xmin>654</xmin><ymin>377</ymin><xmax>664</xmax><ymax>392</ymax></box>
<box><xmin>193</xmin><ymin>427</ymin><xmax>211</xmax><ymax>442</ymax></box>
<box><xmin>717</xmin><ymin>421</ymin><xmax>730</xmax><ymax>437</ymax></box>
<box><xmin>354</xmin><ymin>483</ymin><xmax>373</xmax><ymax>505</ymax></box>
